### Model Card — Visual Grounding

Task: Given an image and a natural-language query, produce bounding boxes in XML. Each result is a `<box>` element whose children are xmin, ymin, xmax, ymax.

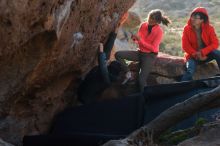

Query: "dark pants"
<box><xmin>181</xmin><ymin>50</ymin><xmax>220</xmax><ymax>81</ymax></box>
<box><xmin>115</xmin><ymin>50</ymin><xmax>157</xmax><ymax>93</ymax></box>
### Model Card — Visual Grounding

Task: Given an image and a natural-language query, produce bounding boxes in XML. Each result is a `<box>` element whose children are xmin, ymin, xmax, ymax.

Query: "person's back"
<box><xmin>77</xmin><ymin>61</ymin><xmax>122</xmax><ymax>104</ymax></box>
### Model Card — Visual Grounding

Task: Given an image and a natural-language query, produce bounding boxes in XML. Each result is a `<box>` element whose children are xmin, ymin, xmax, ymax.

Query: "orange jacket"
<box><xmin>136</xmin><ymin>22</ymin><xmax>163</xmax><ymax>53</ymax></box>
<box><xmin>182</xmin><ymin>7</ymin><xmax>219</xmax><ymax>60</ymax></box>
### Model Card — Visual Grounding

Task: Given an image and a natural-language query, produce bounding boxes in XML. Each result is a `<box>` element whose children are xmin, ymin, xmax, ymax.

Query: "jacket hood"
<box><xmin>187</xmin><ymin>7</ymin><xmax>209</xmax><ymax>25</ymax></box>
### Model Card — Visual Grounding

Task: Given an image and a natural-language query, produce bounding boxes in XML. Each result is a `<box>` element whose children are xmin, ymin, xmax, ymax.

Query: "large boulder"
<box><xmin>151</xmin><ymin>53</ymin><xmax>219</xmax><ymax>84</ymax></box>
<box><xmin>99</xmin><ymin>52</ymin><xmax>220</xmax><ymax>100</ymax></box>
<box><xmin>178</xmin><ymin>122</ymin><xmax>220</xmax><ymax>146</ymax></box>
<box><xmin>0</xmin><ymin>0</ymin><xmax>135</xmax><ymax>145</ymax></box>
<box><xmin>128</xmin><ymin>52</ymin><xmax>220</xmax><ymax>85</ymax></box>
<box><xmin>0</xmin><ymin>138</ymin><xmax>14</xmax><ymax>146</ymax></box>
<box><xmin>115</xmin><ymin>11</ymin><xmax>141</xmax><ymax>52</ymax></box>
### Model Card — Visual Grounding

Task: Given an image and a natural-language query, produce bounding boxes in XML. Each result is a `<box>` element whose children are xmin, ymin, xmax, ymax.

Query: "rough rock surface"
<box><xmin>178</xmin><ymin>121</ymin><xmax>220</xmax><ymax>146</ymax></box>
<box><xmin>0</xmin><ymin>0</ymin><xmax>135</xmax><ymax>145</ymax></box>
<box><xmin>128</xmin><ymin>52</ymin><xmax>220</xmax><ymax>85</ymax></box>
<box><xmin>0</xmin><ymin>139</ymin><xmax>14</xmax><ymax>146</ymax></box>
<box><xmin>114</xmin><ymin>10</ymin><xmax>141</xmax><ymax>52</ymax></box>
<box><xmin>151</xmin><ymin>53</ymin><xmax>220</xmax><ymax>84</ymax></box>
<box><xmin>1</xmin><ymin>0</ymin><xmax>220</xmax><ymax>145</ymax></box>
<box><xmin>98</xmin><ymin>52</ymin><xmax>220</xmax><ymax>100</ymax></box>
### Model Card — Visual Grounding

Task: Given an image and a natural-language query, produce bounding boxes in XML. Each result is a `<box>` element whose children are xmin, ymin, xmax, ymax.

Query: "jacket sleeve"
<box><xmin>200</xmin><ymin>26</ymin><xmax>219</xmax><ymax>56</ymax></box>
<box><xmin>138</xmin><ymin>28</ymin><xmax>163</xmax><ymax>51</ymax></box>
<box><xmin>132</xmin><ymin>23</ymin><xmax>143</xmax><ymax>44</ymax></box>
<box><xmin>104</xmin><ymin>32</ymin><xmax>117</xmax><ymax>60</ymax></box>
<box><xmin>182</xmin><ymin>27</ymin><xmax>197</xmax><ymax>56</ymax></box>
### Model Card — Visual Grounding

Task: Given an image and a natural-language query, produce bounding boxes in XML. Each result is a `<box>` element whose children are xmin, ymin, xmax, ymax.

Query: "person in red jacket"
<box><xmin>181</xmin><ymin>7</ymin><xmax>220</xmax><ymax>81</ymax></box>
<box><xmin>115</xmin><ymin>9</ymin><xmax>171</xmax><ymax>93</ymax></box>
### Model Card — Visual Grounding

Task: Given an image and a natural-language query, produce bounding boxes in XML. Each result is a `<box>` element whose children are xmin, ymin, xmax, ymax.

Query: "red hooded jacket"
<box><xmin>135</xmin><ymin>22</ymin><xmax>163</xmax><ymax>53</ymax></box>
<box><xmin>182</xmin><ymin>7</ymin><xmax>219</xmax><ymax>60</ymax></box>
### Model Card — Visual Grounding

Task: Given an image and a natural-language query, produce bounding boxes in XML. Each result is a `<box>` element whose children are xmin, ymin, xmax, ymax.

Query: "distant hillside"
<box><xmin>131</xmin><ymin>0</ymin><xmax>220</xmax><ymax>19</ymax></box>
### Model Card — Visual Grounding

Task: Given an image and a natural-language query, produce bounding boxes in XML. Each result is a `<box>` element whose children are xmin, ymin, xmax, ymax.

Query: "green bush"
<box><xmin>195</xmin><ymin>117</ymin><xmax>207</xmax><ymax>127</ymax></box>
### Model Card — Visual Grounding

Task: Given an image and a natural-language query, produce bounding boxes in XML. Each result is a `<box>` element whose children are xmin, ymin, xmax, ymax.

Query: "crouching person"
<box><xmin>181</xmin><ymin>7</ymin><xmax>220</xmax><ymax>81</ymax></box>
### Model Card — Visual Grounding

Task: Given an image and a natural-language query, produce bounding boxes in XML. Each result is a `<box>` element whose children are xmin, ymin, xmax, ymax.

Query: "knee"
<box><xmin>209</xmin><ymin>50</ymin><xmax>220</xmax><ymax>57</ymax></box>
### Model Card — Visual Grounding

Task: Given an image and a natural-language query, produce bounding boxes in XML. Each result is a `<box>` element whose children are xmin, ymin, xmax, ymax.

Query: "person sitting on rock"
<box><xmin>115</xmin><ymin>9</ymin><xmax>171</xmax><ymax>93</ymax></box>
<box><xmin>181</xmin><ymin>7</ymin><xmax>220</xmax><ymax>81</ymax></box>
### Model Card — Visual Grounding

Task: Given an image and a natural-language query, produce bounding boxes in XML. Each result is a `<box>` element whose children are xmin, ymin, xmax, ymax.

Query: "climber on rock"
<box><xmin>77</xmin><ymin>12</ymin><xmax>128</xmax><ymax>104</ymax></box>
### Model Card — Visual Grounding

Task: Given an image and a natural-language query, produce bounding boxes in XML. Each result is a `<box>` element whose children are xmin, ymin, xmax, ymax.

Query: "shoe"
<box><xmin>122</xmin><ymin>71</ymin><xmax>132</xmax><ymax>85</ymax></box>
